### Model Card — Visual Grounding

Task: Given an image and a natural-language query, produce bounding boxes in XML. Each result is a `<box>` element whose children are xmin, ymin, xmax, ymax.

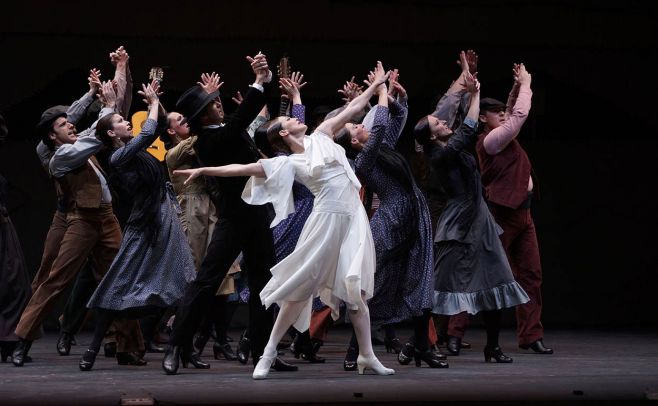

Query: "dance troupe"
<box><xmin>0</xmin><ymin>46</ymin><xmax>553</xmax><ymax>380</ymax></box>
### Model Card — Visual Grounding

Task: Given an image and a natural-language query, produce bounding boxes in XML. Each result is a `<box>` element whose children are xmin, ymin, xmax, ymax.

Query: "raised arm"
<box><xmin>431</xmin><ymin>74</ymin><xmax>481</xmax><ymax>164</ymax></box>
<box><xmin>317</xmin><ymin>61</ymin><xmax>390</xmax><ymax>138</ymax></box>
<box><xmin>431</xmin><ymin>50</ymin><xmax>477</xmax><ymax>129</ymax></box>
<box><xmin>221</xmin><ymin>52</ymin><xmax>271</xmax><ymax>140</ymax></box>
<box><xmin>111</xmin><ymin>46</ymin><xmax>132</xmax><ymax>118</ymax></box>
<box><xmin>482</xmin><ymin>63</ymin><xmax>532</xmax><ymax>155</ymax></box>
<box><xmin>280</xmin><ymin>71</ymin><xmax>307</xmax><ymax>124</ymax></box>
<box><xmin>174</xmin><ymin>162</ymin><xmax>265</xmax><ymax>185</ymax></box>
<box><xmin>385</xmin><ymin>75</ymin><xmax>409</xmax><ymax>146</ymax></box>
<box><xmin>355</xmin><ymin>85</ymin><xmax>389</xmax><ymax>174</ymax></box>
<box><xmin>67</xmin><ymin>68</ymin><xmax>101</xmax><ymax>124</ymax></box>
<box><xmin>110</xmin><ymin>80</ymin><xmax>161</xmax><ymax>167</ymax></box>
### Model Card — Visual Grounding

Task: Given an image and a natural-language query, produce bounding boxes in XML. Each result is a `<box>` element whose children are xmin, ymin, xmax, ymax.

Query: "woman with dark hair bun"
<box><xmin>337</xmin><ymin>72</ymin><xmax>446</xmax><ymax>369</ymax></box>
<box><xmin>175</xmin><ymin>61</ymin><xmax>395</xmax><ymax>380</ymax></box>
<box><xmin>78</xmin><ymin>80</ymin><xmax>197</xmax><ymax>371</ymax></box>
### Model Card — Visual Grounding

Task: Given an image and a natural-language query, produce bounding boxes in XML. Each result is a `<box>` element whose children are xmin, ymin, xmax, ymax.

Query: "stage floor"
<box><xmin>1</xmin><ymin>327</ymin><xmax>657</xmax><ymax>405</ymax></box>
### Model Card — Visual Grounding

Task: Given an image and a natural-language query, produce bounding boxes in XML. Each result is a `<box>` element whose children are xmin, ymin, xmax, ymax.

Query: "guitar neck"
<box><xmin>279</xmin><ymin>96</ymin><xmax>290</xmax><ymax>117</ymax></box>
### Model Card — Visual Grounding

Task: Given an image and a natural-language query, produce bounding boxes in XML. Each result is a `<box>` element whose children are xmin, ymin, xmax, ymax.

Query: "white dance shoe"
<box><xmin>356</xmin><ymin>354</ymin><xmax>395</xmax><ymax>376</ymax></box>
<box><xmin>252</xmin><ymin>349</ymin><xmax>277</xmax><ymax>380</ymax></box>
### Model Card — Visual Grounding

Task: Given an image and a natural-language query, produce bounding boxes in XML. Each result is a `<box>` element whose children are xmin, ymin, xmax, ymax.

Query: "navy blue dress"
<box><xmin>355</xmin><ymin>101</ymin><xmax>434</xmax><ymax>325</ymax></box>
<box><xmin>87</xmin><ymin>119</ymin><xmax>195</xmax><ymax>312</ymax></box>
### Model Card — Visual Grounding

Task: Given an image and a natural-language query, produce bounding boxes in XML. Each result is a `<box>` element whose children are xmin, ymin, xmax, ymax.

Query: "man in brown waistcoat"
<box><xmin>12</xmin><ymin>102</ymin><xmax>143</xmax><ymax>366</ymax></box>
<box><xmin>475</xmin><ymin>63</ymin><xmax>553</xmax><ymax>354</ymax></box>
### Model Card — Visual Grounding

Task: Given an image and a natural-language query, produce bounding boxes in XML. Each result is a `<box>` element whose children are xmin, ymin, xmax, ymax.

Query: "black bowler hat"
<box><xmin>480</xmin><ymin>97</ymin><xmax>507</xmax><ymax>113</ymax></box>
<box><xmin>36</xmin><ymin>105</ymin><xmax>68</xmax><ymax>133</ymax></box>
<box><xmin>175</xmin><ymin>85</ymin><xmax>219</xmax><ymax>125</ymax></box>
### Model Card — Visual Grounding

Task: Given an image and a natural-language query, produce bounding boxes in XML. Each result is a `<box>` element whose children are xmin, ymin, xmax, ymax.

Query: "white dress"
<box><xmin>242</xmin><ymin>131</ymin><xmax>376</xmax><ymax>332</ymax></box>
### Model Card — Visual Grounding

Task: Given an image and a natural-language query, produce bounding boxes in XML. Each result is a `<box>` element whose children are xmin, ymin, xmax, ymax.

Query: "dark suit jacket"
<box><xmin>193</xmin><ymin>86</ymin><xmax>268</xmax><ymax>218</ymax></box>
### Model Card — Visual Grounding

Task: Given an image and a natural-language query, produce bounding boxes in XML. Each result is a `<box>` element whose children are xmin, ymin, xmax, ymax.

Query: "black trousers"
<box><xmin>60</xmin><ymin>259</ymin><xmax>97</xmax><ymax>335</ymax></box>
<box><xmin>170</xmin><ymin>210</ymin><xmax>275</xmax><ymax>364</ymax></box>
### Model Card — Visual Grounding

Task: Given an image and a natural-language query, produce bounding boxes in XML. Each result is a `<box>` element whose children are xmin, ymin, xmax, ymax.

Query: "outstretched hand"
<box><xmin>337</xmin><ymin>76</ymin><xmax>363</xmax><ymax>103</ymax></box>
<box><xmin>232</xmin><ymin>91</ymin><xmax>244</xmax><ymax>105</ymax></box>
<box><xmin>98</xmin><ymin>80</ymin><xmax>117</xmax><ymax>108</ymax></box>
<box><xmin>198</xmin><ymin>72</ymin><xmax>224</xmax><ymax>94</ymax></box>
<box><xmin>514</xmin><ymin>63</ymin><xmax>531</xmax><ymax>86</ymax></box>
<box><xmin>364</xmin><ymin>61</ymin><xmax>390</xmax><ymax>89</ymax></box>
<box><xmin>457</xmin><ymin>50</ymin><xmax>478</xmax><ymax>76</ymax></box>
<box><xmin>88</xmin><ymin>68</ymin><xmax>102</xmax><ymax>94</ymax></box>
<box><xmin>247</xmin><ymin>52</ymin><xmax>272</xmax><ymax>83</ymax></box>
<box><xmin>173</xmin><ymin>168</ymin><xmax>203</xmax><ymax>186</ymax></box>
<box><xmin>137</xmin><ymin>80</ymin><xmax>162</xmax><ymax>106</ymax></box>
<box><xmin>110</xmin><ymin>46</ymin><xmax>129</xmax><ymax>66</ymax></box>
<box><xmin>463</xmin><ymin>72</ymin><xmax>479</xmax><ymax>94</ymax></box>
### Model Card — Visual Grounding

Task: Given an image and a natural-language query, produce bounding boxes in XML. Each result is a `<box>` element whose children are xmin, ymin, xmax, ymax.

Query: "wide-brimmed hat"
<box><xmin>36</xmin><ymin>105</ymin><xmax>68</xmax><ymax>133</ymax></box>
<box><xmin>479</xmin><ymin>97</ymin><xmax>507</xmax><ymax>113</ymax></box>
<box><xmin>175</xmin><ymin>85</ymin><xmax>219</xmax><ymax>125</ymax></box>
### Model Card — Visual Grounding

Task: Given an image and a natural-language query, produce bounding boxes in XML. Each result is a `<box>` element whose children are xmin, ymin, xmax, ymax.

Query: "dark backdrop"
<box><xmin>1</xmin><ymin>1</ymin><xmax>657</xmax><ymax>330</ymax></box>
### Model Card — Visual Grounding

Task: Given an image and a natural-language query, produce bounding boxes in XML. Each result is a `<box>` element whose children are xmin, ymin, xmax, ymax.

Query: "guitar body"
<box><xmin>134</xmin><ymin>66</ymin><xmax>166</xmax><ymax>162</ymax></box>
<box><xmin>131</xmin><ymin>110</ymin><xmax>166</xmax><ymax>161</ymax></box>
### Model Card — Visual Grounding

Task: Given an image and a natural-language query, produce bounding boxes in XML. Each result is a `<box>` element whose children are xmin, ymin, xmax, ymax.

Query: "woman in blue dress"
<box><xmin>78</xmin><ymin>81</ymin><xmax>196</xmax><ymax>371</ymax></box>
<box><xmin>337</xmin><ymin>75</ymin><xmax>446</xmax><ymax>368</ymax></box>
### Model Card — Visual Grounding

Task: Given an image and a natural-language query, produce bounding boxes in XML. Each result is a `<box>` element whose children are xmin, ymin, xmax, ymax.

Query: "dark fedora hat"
<box><xmin>37</xmin><ymin>105</ymin><xmax>69</xmax><ymax>133</ymax></box>
<box><xmin>480</xmin><ymin>97</ymin><xmax>507</xmax><ymax>113</ymax></box>
<box><xmin>175</xmin><ymin>85</ymin><xmax>219</xmax><ymax>125</ymax></box>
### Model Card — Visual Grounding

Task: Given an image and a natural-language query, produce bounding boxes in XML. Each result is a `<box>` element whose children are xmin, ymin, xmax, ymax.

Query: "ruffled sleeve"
<box><xmin>305</xmin><ymin>131</ymin><xmax>361</xmax><ymax>191</ymax></box>
<box><xmin>241</xmin><ymin>156</ymin><xmax>296</xmax><ymax>228</ymax></box>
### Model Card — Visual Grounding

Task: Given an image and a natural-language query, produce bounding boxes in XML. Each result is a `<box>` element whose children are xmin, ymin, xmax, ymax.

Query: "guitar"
<box><xmin>277</xmin><ymin>56</ymin><xmax>291</xmax><ymax>116</ymax></box>
<box><xmin>131</xmin><ymin>67</ymin><xmax>166</xmax><ymax>162</ymax></box>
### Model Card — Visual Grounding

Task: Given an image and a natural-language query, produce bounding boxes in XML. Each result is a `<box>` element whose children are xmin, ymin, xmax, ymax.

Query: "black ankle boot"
<box><xmin>398</xmin><ymin>342</ymin><xmax>414</xmax><ymax>365</ymax></box>
<box><xmin>446</xmin><ymin>335</ymin><xmax>461</xmax><ymax>356</ymax></box>
<box><xmin>213</xmin><ymin>342</ymin><xmax>237</xmax><ymax>361</ymax></box>
<box><xmin>104</xmin><ymin>342</ymin><xmax>117</xmax><ymax>358</ymax></box>
<box><xmin>384</xmin><ymin>337</ymin><xmax>403</xmax><ymax>354</ymax></box>
<box><xmin>414</xmin><ymin>349</ymin><xmax>449</xmax><ymax>368</ymax></box>
<box><xmin>343</xmin><ymin>346</ymin><xmax>358</xmax><ymax>371</ymax></box>
<box><xmin>12</xmin><ymin>339</ymin><xmax>32</xmax><ymax>367</ymax></box>
<box><xmin>181</xmin><ymin>350</ymin><xmax>210</xmax><ymax>369</ymax></box>
<box><xmin>57</xmin><ymin>332</ymin><xmax>73</xmax><ymax>356</ymax></box>
<box><xmin>79</xmin><ymin>349</ymin><xmax>98</xmax><ymax>371</ymax></box>
<box><xmin>236</xmin><ymin>330</ymin><xmax>250</xmax><ymax>365</ymax></box>
<box><xmin>162</xmin><ymin>345</ymin><xmax>181</xmax><ymax>375</ymax></box>
<box><xmin>484</xmin><ymin>346</ymin><xmax>513</xmax><ymax>363</ymax></box>
<box><xmin>193</xmin><ymin>333</ymin><xmax>210</xmax><ymax>357</ymax></box>
<box><xmin>291</xmin><ymin>333</ymin><xmax>325</xmax><ymax>363</ymax></box>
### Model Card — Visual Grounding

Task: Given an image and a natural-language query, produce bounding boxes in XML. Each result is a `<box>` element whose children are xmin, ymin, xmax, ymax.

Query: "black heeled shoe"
<box><xmin>79</xmin><ymin>349</ymin><xmax>98</xmax><ymax>371</ymax></box>
<box><xmin>57</xmin><ymin>332</ymin><xmax>73</xmax><ymax>356</ymax></box>
<box><xmin>398</xmin><ymin>342</ymin><xmax>414</xmax><ymax>365</ymax></box>
<box><xmin>162</xmin><ymin>345</ymin><xmax>181</xmax><ymax>375</ymax></box>
<box><xmin>116</xmin><ymin>351</ymin><xmax>147</xmax><ymax>366</ymax></box>
<box><xmin>271</xmin><ymin>357</ymin><xmax>298</xmax><ymax>372</ymax></box>
<box><xmin>484</xmin><ymin>346</ymin><xmax>513</xmax><ymax>363</ymax></box>
<box><xmin>384</xmin><ymin>337</ymin><xmax>403</xmax><ymax>354</ymax></box>
<box><xmin>193</xmin><ymin>333</ymin><xmax>210</xmax><ymax>357</ymax></box>
<box><xmin>12</xmin><ymin>339</ymin><xmax>32</xmax><ymax>367</ymax></box>
<box><xmin>343</xmin><ymin>346</ymin><xmax>358</xmax><ymax>371</ymax></box>
<box><xmin>104</xmin><ymin>342</ymin><xmax>117</xmax><ymax>358</ymax></box>
<box><xmin>78</xmin><ymin>349</ymin><xmax>98</xmax><ymax>371</ymax></box>
<box><xmin>181</xmin><ymin>351</ymin><xmax>210</xmax><ymax>369</ymax></box>
<box><xmin>519</xmin><ymin>339</ymin><xmax>554</xmax><ymax>354</ymax></box>
<box><xmin>290</xmin><ymin>333</ymin><xmax>325</xmax><ymax>363</ymax></box>
<box><xmin>414</xmin><ymin>349</ymin><xmax>449</xmax><ymax>368</ymax></box>
<box><xmin>213</xmin><ymin>342</ymin><xmax>237</xmax><ymax>361</ymax></box>
<box><xmin>236</xmin><ymin>330</ymin><xmax>250</xmax><ymax>365</ymax></box>
<box><xmin>446</xmin><ymin>335</ymin><xmax>461</xmax><ymax>356</ymax></box>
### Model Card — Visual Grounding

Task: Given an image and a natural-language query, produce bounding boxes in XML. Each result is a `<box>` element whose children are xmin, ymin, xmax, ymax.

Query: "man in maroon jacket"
<box><xmin>476</xmin><ymin>63</ymin><xmax>553</xmax><ymax>354</ymax></box>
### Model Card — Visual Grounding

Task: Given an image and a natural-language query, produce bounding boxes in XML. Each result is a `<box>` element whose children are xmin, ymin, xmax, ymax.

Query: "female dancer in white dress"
<box><xmin>175</xmin><ymin>62</ymin><xmax>395</xmax><ymax>380</ymax></box>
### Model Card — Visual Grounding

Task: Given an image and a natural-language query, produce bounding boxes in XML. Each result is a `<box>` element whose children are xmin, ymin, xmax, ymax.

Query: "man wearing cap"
<box><xmin>12</xmin><ymin>68</ymin><xmax>143</xmax><ymax>366</ymax></box>
<box><xmin>476</xmin><ymin>63</ymin><xmax>553</xmax><ymax>355</ymax></box>
<box><xmin>162</xmin><ymin>52</ymin><xmax>296</xmax><ymax>375</ymax></box>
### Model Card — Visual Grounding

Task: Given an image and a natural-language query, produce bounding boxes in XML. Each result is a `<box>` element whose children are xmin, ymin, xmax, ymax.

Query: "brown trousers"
<box><xmin>15</xmin><ymin>205</ymin><xmax>142</xmax><ymax>351</ymax></box>
<box><xmin>490</xmin><ymin>204</ymin><xmax>544</xmax><ymax>346</ymax></box>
